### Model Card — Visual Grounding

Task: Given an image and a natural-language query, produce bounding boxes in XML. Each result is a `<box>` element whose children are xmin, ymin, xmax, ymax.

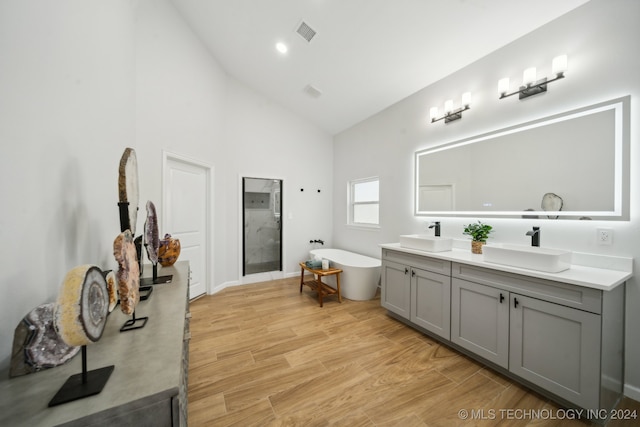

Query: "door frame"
<box><xmin>238</xmin><ymin>174</ymin><xmax>286</xmax><ymax>284</ymax></box>
<box><xmin>162</xmin><ymin>150</ymin><xmax>214</xmax><ymax>296</ymax></box>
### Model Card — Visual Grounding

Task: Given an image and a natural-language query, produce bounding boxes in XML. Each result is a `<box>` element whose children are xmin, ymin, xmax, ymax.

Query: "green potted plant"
<box><xmin>463</xmin><ymin>221</ymin><xmax>493</xmax><ymax>254</ymax></box>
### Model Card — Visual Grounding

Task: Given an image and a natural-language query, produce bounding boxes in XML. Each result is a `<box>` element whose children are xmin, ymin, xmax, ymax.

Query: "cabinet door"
<box><xmin>509</xmin><ymin>294</ymin><xmax>601</xmax><ymax>409</ymax></box>
<box><xmin>381</xmin><ymin>260</ymin><xmax>411</xmax><ymax>319</ymax></box>
<box><xmin>451</xmin><ymin>278</ymin><xmax>509</xmax><ymax>368</ymax></box>
<box><xmin>411</xmin><ymin>268</ymin><xmax>451</xmax><ymax>339</ymax></box>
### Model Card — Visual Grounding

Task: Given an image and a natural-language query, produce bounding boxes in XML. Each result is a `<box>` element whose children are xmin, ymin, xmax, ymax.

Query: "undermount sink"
<box><xmin>399</xmin><ymin>234</ymin><xmax>453</xmax><ymax>253</ymax></box>
<box><xmin>482</xmin><ymin>244</ymin><xmax>572</xmax><ymax>273</ymax></box>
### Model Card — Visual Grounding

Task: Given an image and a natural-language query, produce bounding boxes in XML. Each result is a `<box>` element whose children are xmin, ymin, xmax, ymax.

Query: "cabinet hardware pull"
<box><xmin>404</xmin><ymin>267</ymin><xmax>409</xmax><ymax>275</ymax></box>
<box><xmin>500</xmin><ymin>293</ymin><xmax>504</xmax><ymax>303</ymax></box>
<box><xmin>514</xmin><ymin>297</ymin><xmax>519</xmax><ymax>308</ymax></box>
<box><xmin>411</xmin><ymin>270</ymin><xmax>416</xmax><ymax>277</ymax></box>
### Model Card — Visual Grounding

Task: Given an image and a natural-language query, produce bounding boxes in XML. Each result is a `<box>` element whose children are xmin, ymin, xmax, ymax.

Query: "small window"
<box><xmin>349</xmin><ymin>177</ymin><xmax>379</xmax><ymax>226</ymax></box>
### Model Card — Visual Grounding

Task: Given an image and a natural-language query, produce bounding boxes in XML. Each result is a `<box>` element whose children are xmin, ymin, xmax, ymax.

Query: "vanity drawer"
<box><xmin>452</xmin><ymin>263</ymin><xmax>602</xmax><ymax>314</ymax></box>
<box><xmin>382</xmin><ymin>249</ymin><xmax>451</xmax><ymax>276</ymax></box>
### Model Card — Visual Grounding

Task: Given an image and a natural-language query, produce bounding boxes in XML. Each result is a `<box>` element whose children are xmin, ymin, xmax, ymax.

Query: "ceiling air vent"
<box><xmin>296</xmin><ymin>21</ymin><xmax>316</xmax><ymax>43</ymax></box>
<box><xmin>304</xmin><ymin>84</ymin><xmax>322</xmax><ymax>99</ymax></box>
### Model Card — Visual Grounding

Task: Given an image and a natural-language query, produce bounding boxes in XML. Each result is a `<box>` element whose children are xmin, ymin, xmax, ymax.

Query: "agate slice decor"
<box><xmin>50</xmin><ymin>267</ymin><xmax>114</xmax><ymax>407</ymax></box>
<box><xmin>10</xmin><ymin>303</ymin><xmax>80</xmax><ymax>377</ymax></box>
<box><xmin>103</xmin><ymin>270</ymin><xmax>118</xmax><ymax>313</ymax></box>
<box><xmin>145</xmin><ymin>200</ymin><xmax>159</xmax><ymax>265</ymax></box>
<box><xmin>158</xmin><ymin>233</ymin><xmax>181</xmax><ymax>267</ymax></box>
<box><xmin>55</xmin><ymin>265</ymin><xmax>110</xmax><ymax>347</ymax></box>
<box><xmin>113</xmin><ymin>229</ymin><xmax>140</xmax><ymax>315</ymax></box>
<box><xmin>118</xmin><ymin>148</ymin><xmax>139</xmax><ymax>235</ymax></box>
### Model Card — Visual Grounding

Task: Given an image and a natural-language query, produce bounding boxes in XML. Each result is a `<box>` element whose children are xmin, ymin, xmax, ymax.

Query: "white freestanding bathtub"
<box><xmin>309</xmin><ymin>248</ymin><xmax>381</xmax><ymax>301</ymax></box>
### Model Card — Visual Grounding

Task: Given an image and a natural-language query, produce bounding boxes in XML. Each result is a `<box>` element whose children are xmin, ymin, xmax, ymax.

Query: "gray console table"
<box><xmin>0</xmin><ymin>261</ymin><xmax>190</xmax><ymax>427</ymax></box>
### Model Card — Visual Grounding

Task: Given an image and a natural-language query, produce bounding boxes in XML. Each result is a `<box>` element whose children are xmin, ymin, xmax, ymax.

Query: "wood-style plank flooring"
<box><xmin>188</xmin><ymin>276</ymin><xmax>639</xmax><ymax>426</ymax></box>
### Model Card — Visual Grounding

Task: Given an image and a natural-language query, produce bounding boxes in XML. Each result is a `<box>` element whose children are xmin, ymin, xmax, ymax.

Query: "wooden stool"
<box><xmin>299</xmin><ymin>262</ymin><xmax>343</xmax><ymax>307</ymax></box>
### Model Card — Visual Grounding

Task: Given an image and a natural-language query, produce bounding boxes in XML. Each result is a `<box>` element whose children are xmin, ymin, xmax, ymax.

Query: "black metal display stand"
<box><xmin>120</xmin><ymin>310</ymin><xmax>148</xmax><ymax>332</ymax></box>
<box><xmin>117</xmin><ymin>202</ymin><xmax>150</xmax><ymax>332</ymax></box>
<box><xmin>117</xmin><ymin>201</ymin><xmax>131</xmax><ymax>233</ymax></box>
<box><xmin>133</xmin><ymin>237</ymin><xmax>153</xmax><ymax>297</ymax></box>
<box><xmin>48</xmin><ymin>346</ymin><xmax>114</xmax><ymax>407</ymax></box>
<box><xmin>139</xmin><ymin>285</ymin><xmax>153</xmax><ymax>301</ymax></box>
<box><xmin>139</xmin><ymin>262</ymin><xmax>172</xmax><ymax>286</ymax></box>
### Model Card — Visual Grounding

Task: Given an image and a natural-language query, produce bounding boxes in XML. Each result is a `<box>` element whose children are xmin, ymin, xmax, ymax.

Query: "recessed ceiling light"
<box><xmin>275</xmin><ymin>42</ymin><xmax>288</xmax><ymax>54</ymax></box>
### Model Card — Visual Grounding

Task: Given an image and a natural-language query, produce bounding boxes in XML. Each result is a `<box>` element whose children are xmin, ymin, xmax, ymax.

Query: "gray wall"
<box><xmin>333</xmin><ymin>0</ymin><xmax>640</xmax><ymax>398</ymax></box>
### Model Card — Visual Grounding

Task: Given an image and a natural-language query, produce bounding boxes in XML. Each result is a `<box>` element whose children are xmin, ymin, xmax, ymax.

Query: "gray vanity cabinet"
<box><xmin>380</xmin><ymin>247</ymin><xmax>625</xmax><ymax>415</ymax></box>
<box><xmin>411</xmin><ymin>267</ymin><xmax>451</xmax><ymax>339</ymax></box>
<box><xmin>451</xmin><ymin>278</ymin><xmax>509</xmax><ymax>368</ymax></box>
<box><xmin>509</xmin><ymin>293</ymin><xmax>601</xmax><ymax>410</ymax></box>
<box><xmin>381</xmin><ymin>259</ymin><xmax>411</xmax><ymax>319</ymax></box>
<box><xmin>381</xmin><ymin>249</ymin><xmax>451</xmax><ymax>339</ymax></box>
<box><xmin>452</xmin><ymin>262</ymin><xmax>623</xmax><ymax>412</ymax></box>
<box><xmin>451</xmin><ymin>276</ymin><xmax>602</xmax><ymax>408</ymax></box>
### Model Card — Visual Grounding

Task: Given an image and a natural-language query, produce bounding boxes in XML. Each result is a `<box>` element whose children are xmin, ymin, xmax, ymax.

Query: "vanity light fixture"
<box><xmin>499</xmin><ymin>55</ymin><xmax>567</xmax><ymax>100</ymax></box>
<box><xmin>430</xmin><ymin>92</ymin><xmax>471</xmax><ymax>123</ymax></box>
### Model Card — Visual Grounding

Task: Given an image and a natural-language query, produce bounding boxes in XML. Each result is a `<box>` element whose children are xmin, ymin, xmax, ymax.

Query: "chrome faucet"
<box><xmin>526</xmin><ymin>227</ymin><xmax>540</xmax><ymax>247</ymax></box>
<box><xmin>428</xmin><ymin>221</ymin><xmax>441</xmax><ymax>237</ymax></box>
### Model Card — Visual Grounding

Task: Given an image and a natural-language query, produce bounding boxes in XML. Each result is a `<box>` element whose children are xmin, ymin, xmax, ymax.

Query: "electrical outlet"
<box><xmin>597</xmin><ymin>228</ymin><xmax>613</xmax><ymax>245</ymax></box>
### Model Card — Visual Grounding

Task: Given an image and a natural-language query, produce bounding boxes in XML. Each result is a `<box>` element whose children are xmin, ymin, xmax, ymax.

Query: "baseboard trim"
<box><xmin>209</xmin><ymin>280</ymin><xmax>239</xmax><ymax>295</ymax></box>
<box><xmin>209</xmin><ymin>271</ymin><xmax>299</xmax><ymax>295</ymax></box>
<box><xmin>624</xmin><ymin>383</ymin><xmax>640</xmax><ymax>402</ymax></box>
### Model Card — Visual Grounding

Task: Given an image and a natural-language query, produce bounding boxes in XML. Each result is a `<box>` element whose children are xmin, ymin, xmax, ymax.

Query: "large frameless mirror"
<box><xmin>415</xmin><ymin>96</ymin><xmax>629</xmax><ymax>220</ymax></box>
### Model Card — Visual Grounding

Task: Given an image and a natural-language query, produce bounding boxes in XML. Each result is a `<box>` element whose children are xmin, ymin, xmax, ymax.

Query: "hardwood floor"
<box><xmin>188</xmin><ymin>276</ymin><xmax>639</xmax><ymax>426</ymax></box>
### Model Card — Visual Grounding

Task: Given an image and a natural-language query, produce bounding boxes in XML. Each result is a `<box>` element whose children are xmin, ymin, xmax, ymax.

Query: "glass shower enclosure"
<box><xmin>242</xmin><ymin>177</ymin><xmax>282</xmax><ymax>276</ymax></box>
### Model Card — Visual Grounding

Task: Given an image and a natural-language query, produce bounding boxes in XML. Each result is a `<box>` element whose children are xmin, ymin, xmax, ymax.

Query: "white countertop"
<box><xmin>380</xmin><ymin>243</ymin><xmax>632</xmax><ymax>291</ymax></box>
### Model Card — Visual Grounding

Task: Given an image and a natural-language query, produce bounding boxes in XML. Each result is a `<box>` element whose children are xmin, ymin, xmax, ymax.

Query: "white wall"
<box><xmin>135</xmin><ymin>0</ymin><xmax>333</xmax><ymax>289</ymax></box>
<box><xmin>135</xmin><ymin>0</ymin><xmax>227</xmax><ymax>288</ymax></box>
<box><xmin>0</xmin><ymin>0</ymin><xmax>333</xmax><ymax>372</ymax></box>
<box><xmin>0</xmin><ymin>0</ymin><xmax>136</xmax><ymax>371</ymax></box>
<box><xmin>222</xmin><ymin>79</ymin><xmax>334</xmax><ymax>285</ymax></box>
<box><xmin>333</xmin><ymin>0</ymin><xmax>640</xmax><ymax>397</ymax></box>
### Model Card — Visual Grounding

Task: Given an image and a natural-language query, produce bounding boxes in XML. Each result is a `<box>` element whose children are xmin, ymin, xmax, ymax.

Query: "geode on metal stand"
<box><xmin>118</xmin><ymin>148</ymin><xmax>139</xmax><ymax>235</ymax></box>
<box><xmin>10</xmin><ymin>303</ymin><xmax>80</xmax><ymax>378</ymax></box>
<box><xmin>144</xmin><ymin>200</ymin><xmax>159</xmax><ymax>265</ymax></box>
<box><xmin>55</xmin><ymin>265</ymin><xmax>110</xmax><ymax>347</ymax></box>
<box><xmin>49</xmin><ymin>265</ymin><xmax>113</xmax><ymax>406</ymax></box>
<box><xmin>140</xmin><ymin>200</ymin><xmax>173</xmax><ymax>285</ymax></box>
<box><xmin>113</xmin><ymin>230</ymin><xmax>140</xmax><ymax>315</ymax></box>
<box><xmin>103</xmin><ymin>270</ymin><xmax>118</xmax><ymax>313</ymax></box>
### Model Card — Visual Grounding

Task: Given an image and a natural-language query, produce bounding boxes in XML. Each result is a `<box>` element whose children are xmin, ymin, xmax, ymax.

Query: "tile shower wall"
<box><xmin>243</xmin><ymin>179</ymin><xmax>282</xmax><ymax>273</ymax></box>
<box><xmin>244</xmin><ymin>208</ymin><xmax>280</xmax><ymax>265</ymax></box>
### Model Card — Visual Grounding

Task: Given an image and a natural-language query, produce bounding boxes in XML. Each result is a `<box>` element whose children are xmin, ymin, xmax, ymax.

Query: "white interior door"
<box><xmin>163</xmin><ymin>152</ymin><xmax>212</xmax><ymax>299</ymax></box>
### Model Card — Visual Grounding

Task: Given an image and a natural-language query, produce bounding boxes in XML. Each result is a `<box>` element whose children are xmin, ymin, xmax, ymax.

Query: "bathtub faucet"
<box><xmin>310</xmin><ymin>239</ymin><xmax>325</xmax><ymax>245</ymax></box>
<box><xmin>428</xmin><ymin>221</ymin><xmax>441</xmax><ymax>237</ymax></box>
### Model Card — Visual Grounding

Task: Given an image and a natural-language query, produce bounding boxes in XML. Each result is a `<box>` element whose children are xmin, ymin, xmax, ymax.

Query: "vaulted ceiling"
<box><xmin>172</xmin><ymin>0</ymin><xmax>589</xmax><ymax>135</ymax></box>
